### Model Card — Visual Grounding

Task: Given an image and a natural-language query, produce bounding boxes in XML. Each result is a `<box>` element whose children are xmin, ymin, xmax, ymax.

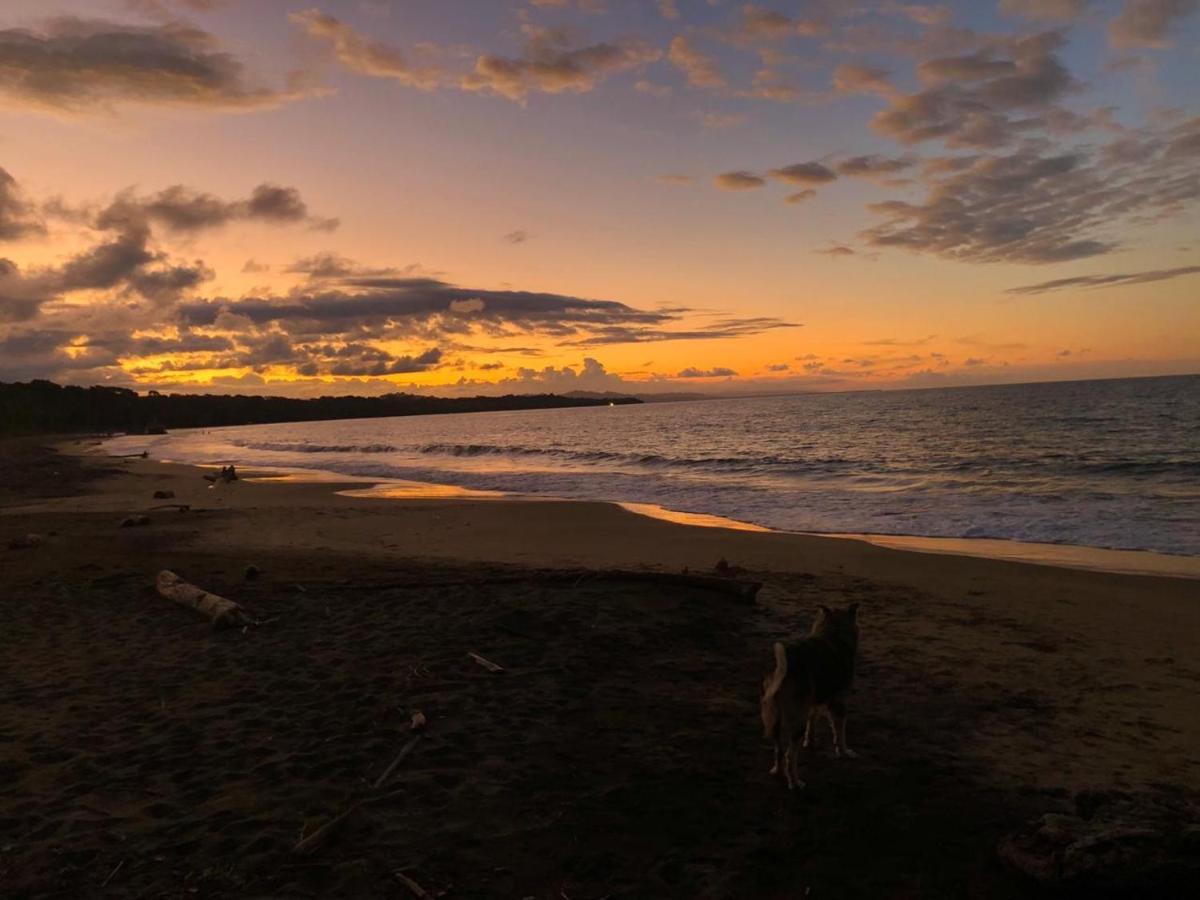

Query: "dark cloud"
<box><xmin>561</xmin><ymin>314</ymin><xmax>798</xmax><ymax>346</ymax></box>
<box><xmin>97</xmin><ymin>182</ymin><xmax>336</xmax><ymax>234</ymax></box>
<box><xmin>1000</xmin><ymin>0</ymin><xmax>1090</xmax><ymax>20</ymax></box>
<box><xmin>1006</xmin><ymin>265</ymin><xmax>1200</xmax><ymax>295</ymax></box>
<box><xmin>173</xmin><ymin>275</ymin><xmax>797</xmax><ymax>353</ymax></box>
<box><xmin>785</xmin><ymin>190</ymin><xmax>817</xmax><ymax>204</ymax></box>
<box><xmin>291</xmin><ymin>9</ymin><xmax>446</xmax><ymax>90</ymax></box>
<box><xmin>859</xmin><ymin>130</ymin><xmax>1200</xmax><ymax>264</ymax></box>
<box><xmin>769</xmin><ymin>161</ymin><xmax>838</xmax><ymax>186</ymax></box>
<box><xmin>1109</xmin><ymin>0</ymin><xmax>1199</xmax><ymax>48</ymax></box>
<box><xmin>668</xmin><ymin>36</ymin><xmax>726</xmax><ymax>89</ymax></box>
<box><xmin>727</xmin><ymin>5</ymin><xmax>830</xmax><ymax>44</ymax></box>
<box><xmin>831</xmin><ymin>63</ymin><xmax>893</xmax><ymax>95</ymax></box>
<box><xmin>0</xmin><ymin>17</ymin><xmax>310</xmax><ymax>114</ymax></box>
<box><xmin>871</xmin><ymin>31</ymin><xmax>1077</xmax><ymax>148</ymax></box>
<box><xmin>126</xmin><ymin>0</ymin><xmax>231</xmax><ymax>15</ymax></box>
<box><xmin>177</xmin><ymin>278</ymin><xmax>676</xmax><ymax>335</ymax></box>
<box><xmin>835</xmin><ymin>154</ymin><xmax>918</xmax><ymax>184</ymax></box>
<box><xmin>284</xmin><ymin>252</ymin><xmax>405</xmax><ymax>280</ymax></box>
<box><xmin>863</xmin><ymin>334</ymin><xmax>937</xmax><ymax>346</ymax></box>
<box><xmin>0</xmin><ymin>259</ymin><xmax>51</xmax><ymax>323</ymax></box>
<box><xmin>293</xmin><ymin>12</ymin><xmax>656</xmax><ymax>102</ymax></box>
<box><xmin>462</xmin><ymin>26</ymin><xmax>659</xmax><ymax>101</ymax></box>
<box><xmin>0</xmin><ymin>168</ymin><xmax>44</xmax><ymax>241</ymax></box>
<box><xmin>677</xmin><ymin>366</ymin><xmax>737</xmax><ymax>378</ymax></box>
<box><xmin>56</xmin><ymin>223</ymin><xmax>157</xmax><ymax>292</ymax></box>
<box><xmin>504</xmin><ymin>230</ymin><xmax>531</xmax><ymax>244</ymax></box>
<box><xmin>715</xmin><ymin>171</ymin><xmax>766</xmax><ymax>190</ymax></box>
<box><xmin>0</xmin><ymin>167</ymin><xmax>338</xmax><ymax>331</ymax></box>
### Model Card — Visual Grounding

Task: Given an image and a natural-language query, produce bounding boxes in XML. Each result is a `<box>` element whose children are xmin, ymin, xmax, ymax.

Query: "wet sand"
<box><xmin>1</xmin><ymin>441</ymin><xmax>1198</xmax><ymax>897</ymax></box>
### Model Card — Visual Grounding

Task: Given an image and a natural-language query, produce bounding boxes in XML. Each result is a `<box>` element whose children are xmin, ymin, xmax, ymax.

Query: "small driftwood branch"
<box><xmin>148</xmin><ymin>503</ymin><xmax>190</xmax><ymax>512</ymax></box>
<box><xmin>394</xmin><ymin>871</ymin><xmax>430</xmax><ymax>898</ymax></box>
<box><xmin>156</xmin><ymin>570</ymin><xmax>251</xmax><ymax>628</ymax></box>
<box><xmin>290</xmin><ymin>787</ymin><xmax>406</xmax><ymax>857</ymax></box>
<box><xmin>468</xmin><ymin>651</ymin><xmax>504</xmax><ymax>673</ymax></box>
<box><xmin>291</xmin><ymin>806</ymin><xmax>359</xmax><ymax>858</ymax></box>
<box><xmin>373</xmin><ymin>735</ymin><xmax>422</xmax><ymax>789</ymax></box>
<box><xmin>100</xmin><ymin>859</ymin><xmax>125</xmax><ymax>888</ymax></box>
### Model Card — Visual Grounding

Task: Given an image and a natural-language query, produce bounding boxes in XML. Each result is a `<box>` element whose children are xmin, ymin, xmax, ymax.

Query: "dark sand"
<box><xmin>1</xmin><ymin>441</ymin><xmax>1197</xmax><ymax>897</ymax></box>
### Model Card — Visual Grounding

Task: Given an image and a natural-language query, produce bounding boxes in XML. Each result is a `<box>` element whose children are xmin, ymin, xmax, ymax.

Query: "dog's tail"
<box><xmin>760</xmin><ymin>642</ymin><xmax>788</xmax><ymax>739</ymax></box>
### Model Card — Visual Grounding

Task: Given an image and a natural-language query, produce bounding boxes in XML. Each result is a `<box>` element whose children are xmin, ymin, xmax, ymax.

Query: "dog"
<box><xmin>760</xmin><ymin>603</ymin><xmax>860</xmax><ymax>789</ymax></box>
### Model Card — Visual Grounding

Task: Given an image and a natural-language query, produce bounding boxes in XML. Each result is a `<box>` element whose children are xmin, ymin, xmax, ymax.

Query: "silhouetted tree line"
<box><xmin>0</xmin><ymin>380</ymin><xmax>641</xmax><ymax>436</ymax></box>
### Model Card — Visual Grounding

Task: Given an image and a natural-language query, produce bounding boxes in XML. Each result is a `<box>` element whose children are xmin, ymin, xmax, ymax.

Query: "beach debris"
<box><xmin>115</xmin><ymin>451</ymin><xmax>148</xmax><ymax>459</ymax></box>
<box><xmin>148</xmin><ymin>503</ymin><xmax>190</xmax><ymax>512</ymax></box>
<box><xmin>394</xmin><ymin>870</ymin><xmax>430</xmax><ymax>898</ymax></box>
<box><xmin>244</xmin><ymin>564</ymin><xmax>260</xmax><ymax>581</ymax></box>
<box><xmin>292</xmin><ymin>805</ymin><xmax>361</xmax><ymax>858</ymax></box>
<box><xmin>290</xmin><ymin>787</ymin><xmax>406</xmax><ymax>857</ymax></box>
<box><xmin>468</xmin><ymin>651</ymin><xmax>505</xmax><ymax>673</ymax></box>
<box><xmin>100</xmin><ymin>859</ymin><xmax>125</xmax><ymax>889</ymax></box>
<box><xmin>203</xmin><ymin>465</ymin><xmax>239</xmax><ymax>485</ymax></box>
<box><xmin>152</xmin><ymin>489</ymin><xmax>175</xmax><ymax>500</ymax></box>
<box><xmin>371</xmin><ymin>710</ymin><xmax>428</xmax><ymax>789</ymax></box>
<box><xmin>372</xmin><ymin>735</ymin><xmax>422</xmax><ymax>789</ymax></box>
<box><xmin>156</xmin><ymin>570</ymin><xmax>252</xmax><ymax>628</ymax></box>
<box><xmin>998</xmin><ymin>790</ymin><xmax>1200</xmax><ymax>892</ymax></box>
<box><xmin>713</xmin><ymin>558</ymin><xmax>748</xmax><ymax>577</ymax></box>
<box><xmin>120</xmin><ymin>515</ymin><xmax>151</xmax><ymax>528</ymax></box>
<box><xmin>7</xmin><ymin>533</ymin><xmax>44</xmax><ymax>550</ymax></box>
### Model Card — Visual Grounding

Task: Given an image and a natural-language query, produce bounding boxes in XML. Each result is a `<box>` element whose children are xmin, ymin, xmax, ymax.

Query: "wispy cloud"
<box><xmin>0</xmin><ymin>17</ymin><xmax>313</xmax><ymax>114</ymax></box>
<box><xmin>1006</xmin><ymin>265</ymin><xmax>1200</xmax><ymax>294</ymax></box>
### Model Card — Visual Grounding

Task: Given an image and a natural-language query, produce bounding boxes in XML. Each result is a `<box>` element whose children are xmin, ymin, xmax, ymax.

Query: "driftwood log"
<box><xmin>156</xmin><ymin>570</ymin><xmax>251</xmax><ymax>628</ymax></box>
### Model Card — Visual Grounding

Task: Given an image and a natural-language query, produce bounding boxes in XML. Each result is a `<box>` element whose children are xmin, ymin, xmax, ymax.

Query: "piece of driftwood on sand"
<box><xmin>290</xmin><ymin>787</ymin><xmax>407</xmax><ymax>857</ymax></box>
<box><xmin>394</xmin><ymin>870</ymin><xmax>430</xmax><ymax>897</ymax></box>
<box><xmin>156</xmin><ymin>570</ymin><xmax>252</xmax><ymax>628</ymax></box>
<box><xmin>372</xmin><ymin>735</ymin><xmax>423</xmax><ymax>789</ymax></box>
<box><xmin>468</xmin><ymin>651</ymin><xmax>505</xmax><ymax>673</ymax></box>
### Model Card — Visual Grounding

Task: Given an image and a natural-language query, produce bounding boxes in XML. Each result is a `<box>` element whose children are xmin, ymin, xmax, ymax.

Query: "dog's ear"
<box><xmin>847</xmin><ymin>603</ymin><xmax>860</xmax><ymax>621</ymax></box>
<box><xmin>817</xmin><ymin>604</ymin><xmax>832</xmax><ymax>619</ymax></box>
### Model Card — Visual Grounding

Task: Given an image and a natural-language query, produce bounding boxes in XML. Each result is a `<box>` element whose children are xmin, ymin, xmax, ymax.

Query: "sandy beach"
<box><xmin>2</xmin><ymin>441</ymin><xmax>1198</xmax><ymax>897</ymax></box>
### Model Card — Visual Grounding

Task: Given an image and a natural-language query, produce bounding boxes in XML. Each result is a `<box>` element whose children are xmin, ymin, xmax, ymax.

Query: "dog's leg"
<box><xmin>829</xmin><ymin>700</ymin><xmax>858</xmax><ymax>759</ymax></box>
<box><xmin>802</xmin><ymin>709</ymin><xmax>818</xmax><ymax>749</ymax></box>
<box><xmin>769</xmin><ymin>737</ymin><xmax>781</xmax><ymax>776</ymax></box>
<box><xmin>785</xmin><ymin>741</ymin><xmax>805</xmax><ymax>790</ymax></box>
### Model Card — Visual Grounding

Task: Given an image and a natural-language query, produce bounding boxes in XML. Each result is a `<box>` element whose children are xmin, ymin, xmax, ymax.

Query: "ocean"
<box><xmin>104</xmin><ymin>375</ymin><xmax>1200</xmax><ymax>557</ymax></box>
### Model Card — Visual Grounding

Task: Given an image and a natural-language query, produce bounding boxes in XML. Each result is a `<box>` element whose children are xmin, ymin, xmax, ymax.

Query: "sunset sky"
<box><xmin>0</xmin><ymin>0</ymin><xmax>1197</xmax><ymax>396</ymax></box>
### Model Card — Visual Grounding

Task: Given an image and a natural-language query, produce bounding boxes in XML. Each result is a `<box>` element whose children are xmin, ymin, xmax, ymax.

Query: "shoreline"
<box><xmin>95</xmin><ymin>445</ymin><xmax>1200</xmax><ymax>581</ymax></box>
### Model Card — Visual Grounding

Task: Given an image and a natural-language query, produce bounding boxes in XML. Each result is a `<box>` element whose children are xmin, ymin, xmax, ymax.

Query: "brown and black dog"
<box><xmin>760</xmin><ymin>603</ymin><xmax>860</xmax><ymax>789</ymax></box>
